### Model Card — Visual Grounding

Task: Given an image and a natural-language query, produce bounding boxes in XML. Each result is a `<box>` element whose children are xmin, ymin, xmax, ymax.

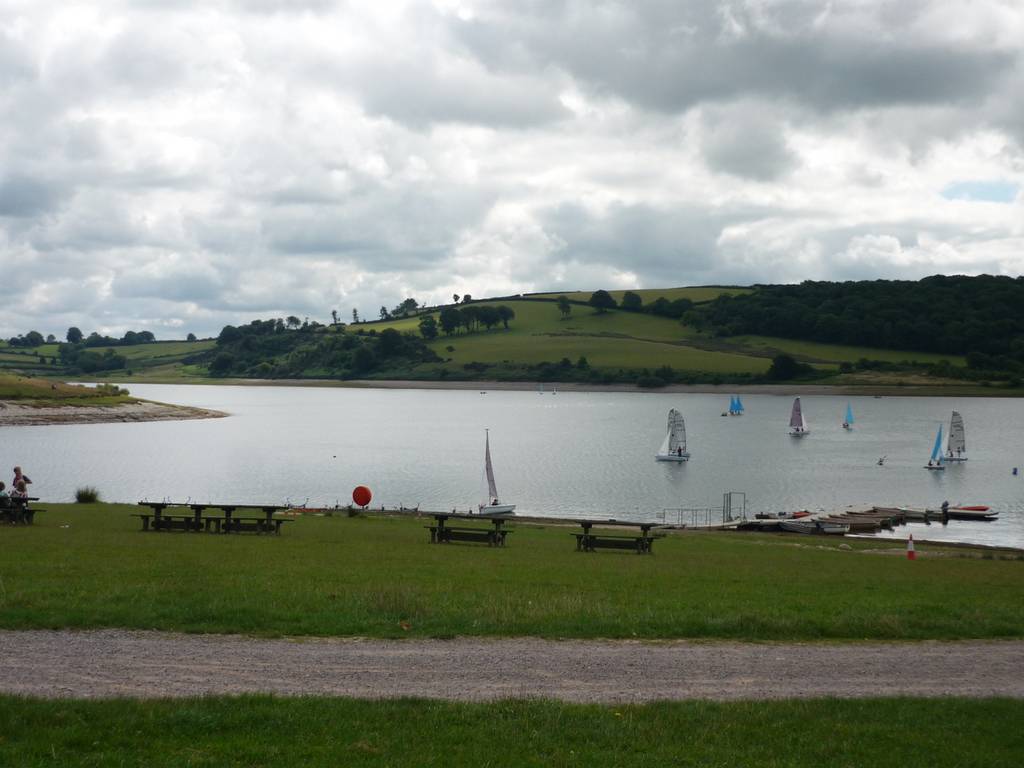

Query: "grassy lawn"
<box><xmin>1</xmin><ymin>696</ymin><xmax>1021</xmax><ymax>767</ymax></box>
<box><xmin>3</xmin><ymin>504</ymin><xmax>1023</xmax><ymax>641</ymax></box>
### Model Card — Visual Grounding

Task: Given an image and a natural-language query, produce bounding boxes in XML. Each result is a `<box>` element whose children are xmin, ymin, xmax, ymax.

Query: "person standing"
<box><xmin>12</xmin><ymin>466</ymin><xmax>31</xmax><ymax>490</ymax></box>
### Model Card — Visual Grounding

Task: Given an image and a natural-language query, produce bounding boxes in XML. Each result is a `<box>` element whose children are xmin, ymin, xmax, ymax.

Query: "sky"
<box><xmin>1</xmin><ymin>0</ymin><xmax>1023</xmax><ymax>340</ymax></box>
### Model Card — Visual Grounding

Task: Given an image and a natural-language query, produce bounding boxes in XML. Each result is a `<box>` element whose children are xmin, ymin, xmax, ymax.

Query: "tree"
<box><xmin>460</xmin><ymin>306</ymin><xmax>479</xmax><ymax>333</ymax></box>
<box><xmin>453</xmin><ymin>294</ymin><xmax>460</xmax><ymax>304</ymax></box>
<box><xmin>286</xmin><ymin>316</ymin><xmax>301</xmax><ymax>329</ymax></box>
<box><xmin>46</xmin><ymin>334</ymin><xmax>55</xmax><ymax>343</ymax></box>
<box><xmin>393</xmin><ymin>298</ymin><xmax>419</xmax><ymax>317</ymax></box>
<box><xmin>378</xmin><ymin>328</ymin><xmax>403</xmax><ymax>356</ymax></box>
<box><xmin>217</xmin><ymin>325</ymin><xmax>241</xmax><ymax>345</ymax></box>
<box><xmin>186</xmin><ymin>333</ymin><xmax>197</xmax><ymax>342</ymax></box>
<box><xmin>379</xmin><ymin>306</ymin><xmax>390</xmax><ymax>321</ymax></box>
<box><xmin>767</xmin><ymin>354</ymin><xmax>801</xmax><ymax>380</ymax></box>
<box><xmin>478</xmin><ymin>305</ymin><xmax>501</xmax><ymax>330</ymax></box>
<box><xmin>439</xmin><ymin>307</ymin><xmax>461</xmax><ymax>335</ymax></box>
<box><xmin>331</xmin><ymin>309</ymin><xmax>339</xmax><ymax>325</ymax></box>
<box><xmin>621</xmin><ymin>291</ymin><xmax>642</xmax><ymax>311</ymax></box>
<box><xmin>588</xmin><ymin>290</ymin><xmax>617</xmax><ymax>314</ymax></box>
<box><xmin>461</xmin><ymin>294</ymin><xmax>472</xmax><ymax>304</ymax></box>
<box><xmin>418</xmin><ymin>315</ymin><xmax>438</xmax><ymax>340</ymax></box>
<box><xmin>576</xmin><ymin>356</ymin><xmax>590</xmax><ymax>370</ymax></box>
<box><xmin>497</xmin><ymin>305</ymin><xmax>515</xmax><ymax>329</ymax></box>
<box><xmin>556</xmin><ymin>295</ymin><xmax>572</xmax><ymax>319</ymax></box>
<box><xmin>66</xmin><ymin>327</ymin><xmax>83</xmax><ymax>344</ymax></box>
<box><xmin>352</xmin><ymin>309</ymin><xmax>360</xmax><ymax>324</ymax></box>
<box><xmin>24</xmin><ymin>330</ymin><xmax>44</xmax><ymax>346</ymax></box>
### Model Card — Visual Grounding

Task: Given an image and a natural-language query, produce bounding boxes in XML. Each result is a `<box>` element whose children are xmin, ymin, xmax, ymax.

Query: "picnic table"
<box><xmin>426</xmin><ymin>512</ymin><xmax>512</xmax><ymax>547</ymax></box>
<box><xmin>572</xmin><ymin>520</ymin><xmax>661</xmax><ymax>554</ymax></box>
<box><xmin>134</xmin><ymin>502</ymin><xmax>291</xmax><ymax>535</ymax></box>
<box><xmin>0</xmin><ymin>496</ymin><xmax>41</xmax><ymax>525</ymax></box>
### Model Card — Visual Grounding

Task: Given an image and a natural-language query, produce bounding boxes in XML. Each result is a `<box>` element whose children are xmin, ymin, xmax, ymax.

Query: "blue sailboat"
<box><xmin>735</xmin><ymin>396</ymin><xmax>745</xmax><ymax>415</ymax></box>
<box><xmin>842</xmin><ymin>403</ymin><xmax>854</xmax><ymax>430</ymax></box>
<box><xmin>925</xmin><ymin>423</ymin><xmax>945</xmax><ymax>471</ymax></box>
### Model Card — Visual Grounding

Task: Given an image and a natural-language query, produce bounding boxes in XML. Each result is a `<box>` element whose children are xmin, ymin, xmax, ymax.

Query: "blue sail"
<box><xmin>845</xmin><ymin>403</ymin><xmax>854</xmax><ymax>424</ymax></box>
<box><xmin>930</xmin><ymin>424</ymin><xmax>944</xmax><ymax>463</ymax></box>
<box><xmin>729</xmin><ymin>396</ymin><xmax>737</xmax><ymax>412</ymax></box>
<box><xmin>736</xmin><ymin>396</ymin><xmax>744</xmax><ymax>412</ymax></box>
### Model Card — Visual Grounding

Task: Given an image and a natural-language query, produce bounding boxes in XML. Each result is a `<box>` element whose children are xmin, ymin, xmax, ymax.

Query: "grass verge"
<box><xmin>1</xmin><ymin>696</ymin><xmax>1021</xmax><ymax>767</ymax></box>
<box><xmin>2</xmin><ymin>503</ymin><xmax>1023</xmax><ymax>640</ymax></box>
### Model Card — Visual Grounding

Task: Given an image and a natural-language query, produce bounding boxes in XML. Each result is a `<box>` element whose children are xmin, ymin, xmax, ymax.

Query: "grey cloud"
<box><xmin>700</xmin><ymin>104</ymin><xmax>797</xmax><ymax>180</ymax></box>
<box><xmin>0</xmin><ymin>176</ymin><xmax>68</xmax><ymax>218</ymax></box>
<box><xmin>452</xmin><ymin>2</ymin><xmax>1019</xmax><ymax>115</ymax></box>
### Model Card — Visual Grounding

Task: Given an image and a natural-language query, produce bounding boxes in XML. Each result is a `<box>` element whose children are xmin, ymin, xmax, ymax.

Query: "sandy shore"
<box><xmin>0</xmin><ymin>400</ymin><xmax>226</xmax><ymax>427</ymax></box>
<box><xmin>2</xmin><ymin>630</ymin><xmax>1021</xmax><ymax>701</ymax></box>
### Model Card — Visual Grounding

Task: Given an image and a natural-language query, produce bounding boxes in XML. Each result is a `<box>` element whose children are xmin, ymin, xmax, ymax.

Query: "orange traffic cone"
<box><xmin>906</xmin><ymin>534</ymin><xmax>916</xmax><ymax>560</ymax></box>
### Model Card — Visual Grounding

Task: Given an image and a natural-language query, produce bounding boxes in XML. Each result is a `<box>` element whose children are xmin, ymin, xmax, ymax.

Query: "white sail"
<box><xmin>484</xmin><ymin>430</ymin><xmax>498</xmax><ymax>500</ymax></box>
<box><xmin>789</xmin><ymin>398</ymin><xmax>804</xmax><ymax>428</ymax></box>
<box><xmin>479</xmin><ymin>430</ymin><xmax>515</xmax><ymax>513</ymax></box>
<box><xmin>947</xmin><ymin>411</ymin><xmax>966</xmax><ymax>455</ymax></box>
<box><xmin>656</xmin><ymin>408</ymin><xmax>689</xmax><ymax>460</ymax></box>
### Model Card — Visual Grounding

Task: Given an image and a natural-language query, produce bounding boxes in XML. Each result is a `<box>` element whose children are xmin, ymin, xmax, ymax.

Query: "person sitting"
<box><xmin>11</xmin><ymin>480</ymin><xmax>28</xmax><ymax>498</ymax></box>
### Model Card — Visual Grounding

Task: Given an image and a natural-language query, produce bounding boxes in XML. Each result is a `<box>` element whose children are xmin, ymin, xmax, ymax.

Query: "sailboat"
<box><xmin>788</xmin><ymin>397</ymin><xmax>809</xmax><ymax>436</ymax></box>
<box><xmin>924</xmin><ymin>423</ymin><xmax>946</xmax><ymax>471</ymax></box>
<box><xmin>842</xmin><ymin>403</ymin><xmax>854</xmax><ymax>430</ymax></box>
<box><xmin>655</xmin><ymin>409</ymin><xmax>690</xmax><ymax>462</ymax></box>
<box><xmin>478</xmin><ymin>429</ymin><xmax>516</xmax><ymax>515</ymax></box>
<box><xmin>945</xmin><ymin>411</ymin><xmax>967</xmax><ymax>462</ymax></box>
<box><xmin>734</xmin><ymin>396</ymin><xmax>744</xmax><ymax>415</ymax></box>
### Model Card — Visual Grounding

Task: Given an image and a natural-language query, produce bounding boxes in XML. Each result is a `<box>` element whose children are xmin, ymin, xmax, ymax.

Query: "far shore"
<box><xmin>186</xmin><ymin>377</ymin><xmax>1019</xmax><ymax>398</ymax></box>
<box><xmin>0</xmin><ymin>400</ymin><xmax>227</xmax><ymax>427</ymax></box>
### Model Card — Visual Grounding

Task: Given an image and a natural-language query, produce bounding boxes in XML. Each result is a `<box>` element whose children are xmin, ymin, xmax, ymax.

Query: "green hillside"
<box><xmin>528</xmin><ymin>286</ymin><xmax>753</xmax><ymax>303</ymax></box>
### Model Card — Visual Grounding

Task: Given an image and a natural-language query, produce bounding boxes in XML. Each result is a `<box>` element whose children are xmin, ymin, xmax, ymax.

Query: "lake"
<box><xmin>7</xmin><ymin>384</ymin><xmax>1024</xmax><ymax>548</ymax></box>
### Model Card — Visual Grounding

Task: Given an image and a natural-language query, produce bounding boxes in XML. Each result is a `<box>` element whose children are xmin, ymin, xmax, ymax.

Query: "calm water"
<box><xmin>6</xmin><ymin>384</ymin><xmax>1024</xmax><ymax>548</ymax></box>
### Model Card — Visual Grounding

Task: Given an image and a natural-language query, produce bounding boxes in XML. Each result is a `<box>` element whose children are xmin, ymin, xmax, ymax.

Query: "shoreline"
<box><xmin>116</xmin><ymin>376</ymin><xmax>1020</xmax><ymax>398</ymax></box>
<box><xmin>0</xmin><ymin>400</ymin><xmax>227</xmax><ymax>427</ymax></box>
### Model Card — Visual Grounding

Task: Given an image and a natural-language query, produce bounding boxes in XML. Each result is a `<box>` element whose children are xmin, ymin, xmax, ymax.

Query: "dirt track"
<box><xmin>2</xmin><ymin>631</ymin><xmax>1022</xmax><ymax>702</ymax></box>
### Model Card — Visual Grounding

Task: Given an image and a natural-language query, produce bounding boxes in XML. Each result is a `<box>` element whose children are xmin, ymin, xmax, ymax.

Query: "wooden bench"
<box><xmin>573</xmin><ymin>532</ymin><xmax>654</xmax><ymax>554</ymax></box>
<box><xmin>1</xmin><ymin>498</ymin><xmax>39</xmax><ymax>525</ymax></box>
<box><xmin>217</xmin><ymin>516</ymin><xmax>291</xmax><ymax>535</ymax></box>
<box><xmin>426</xmin><ymin>525</ymin><xmax>511</xmax><ymax>547</ymax></box>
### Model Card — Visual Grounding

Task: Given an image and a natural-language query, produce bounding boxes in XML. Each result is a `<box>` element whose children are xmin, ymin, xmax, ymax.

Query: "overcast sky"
<box><xmin>2</xmin><ymin>0</ymin><xmax>1023</xmax><ymax>339</ymax></box>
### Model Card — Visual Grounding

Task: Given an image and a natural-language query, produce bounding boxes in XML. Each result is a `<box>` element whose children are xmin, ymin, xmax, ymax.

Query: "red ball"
<box><xmin>352</xmin><ymin>485</ymin><xmax>372</xmax><ymax>507</ymax></box>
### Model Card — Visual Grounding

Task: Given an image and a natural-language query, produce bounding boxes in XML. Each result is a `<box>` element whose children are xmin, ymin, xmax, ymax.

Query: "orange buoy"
<box><xmin>352</xmin><ymin>485</ymin><xmax>372</xmax><ymax>508</ymax></box>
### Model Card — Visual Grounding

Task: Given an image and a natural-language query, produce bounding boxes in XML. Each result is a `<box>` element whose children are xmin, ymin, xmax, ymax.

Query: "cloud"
<box><xmin>0</xmin><ymin>0</ymin><xmax>1022</xmax><ymax>339</ymax></box>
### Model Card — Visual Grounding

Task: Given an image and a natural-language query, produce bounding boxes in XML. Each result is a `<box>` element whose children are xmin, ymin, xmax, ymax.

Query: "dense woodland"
<box><xmin>205</xmin><ymin>319</ymin><xmax>440</xmax><ymax>378</ymax></box>
<box><xmin>689</xmin><ymin>276</ymin><xmax>1024</xmax><ymax>370</ymax></box>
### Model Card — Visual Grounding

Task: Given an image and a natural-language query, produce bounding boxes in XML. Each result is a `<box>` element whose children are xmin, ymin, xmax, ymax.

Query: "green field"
<box><xmin>3</xmin><ymin>504</ymin><xmax>1023</xmax><ymax>640</ymax></box>
<box><xmin>734</xmin><ymin>335</ymin><xmax>966</xmax><ymax>366</ymax></box>
<box><xmin>529</xmin><ymin>286</ymin><xmax>755</xmax><ymax>303</ymax></box>
<box><xmin>2</xmin><ymin>696</ymin><xmax>1021</xmax><ymax>767</ymax></box>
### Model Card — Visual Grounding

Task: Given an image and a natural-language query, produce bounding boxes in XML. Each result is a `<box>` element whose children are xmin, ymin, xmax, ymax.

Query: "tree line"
<box><xmin>688</xmin><ymin>276</ymin><xmax>1024</xmax><ymax>369</ymax></box>
<box><xmin>418</xmin><ymin>305</ymin><xmax>516</xmax><ymax>339</ymax></box>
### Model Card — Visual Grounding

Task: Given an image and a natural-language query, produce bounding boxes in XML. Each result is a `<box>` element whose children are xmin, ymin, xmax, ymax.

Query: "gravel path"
<box><xmin>2</xmin><ymin>631</ymin><xmax>1023</xmax><ymax>702</ymax></box>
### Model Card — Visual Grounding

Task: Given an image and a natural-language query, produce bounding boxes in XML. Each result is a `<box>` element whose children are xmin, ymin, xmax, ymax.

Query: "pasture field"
<box><xmin>3</xmin><ymin>503</ymin><xmax>1022</xmax><ymax>641</ymax></box>
<box><xmin>1</xmin><ymin>696</ymin><xmax>1020</xmax><ymax>767</ymax></box>
<box><xmin>528</xmin><ymin>286</ymin><xmax>755</xmax><ymax>303</ymax></box>
<box><xmin>734</xmin><ymin>335</ymin><xmax>967</xmax><ymax>366</ymax></box>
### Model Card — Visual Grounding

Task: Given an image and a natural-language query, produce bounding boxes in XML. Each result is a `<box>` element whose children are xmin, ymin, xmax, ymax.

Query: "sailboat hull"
<box><xmin>788</xmin><ymin>429</ymin><xmax>809</xmax><ymax>437</ymax></box>
<box><xmin>478</xmin><ymin>504</ymin><xmax>516</xmax><ymax>515</ymax></box>
<box><xmin>945</xmin><ymin>457</ymin><xmax>968</xmax><ymax>462</ymax></box>
<box><xmin>656</xmin><ymin>453</ymin><xmax>690</xmax><ymax>462</ymax></box>
<box><xmin>924</xmin><ymin>465</ymin><xmax>946</xmax><ymax>471</ymax></box>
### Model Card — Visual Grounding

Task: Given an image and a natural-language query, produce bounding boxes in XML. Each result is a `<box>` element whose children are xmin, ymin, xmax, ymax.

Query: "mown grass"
<box><xmin>2</xmin><ymin>504</ymin><xmax>1023</xmax><ymax>640</ymax></box>
<box><xmin>1</xmin><ymin>696</ymin><xmax>1021</xmax><ymax>767</ymax></box>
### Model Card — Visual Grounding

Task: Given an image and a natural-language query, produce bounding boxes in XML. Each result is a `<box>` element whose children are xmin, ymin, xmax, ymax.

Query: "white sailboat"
<box><xmin>655</xmin><ymin>409</ymin><xmax>689</xmax><ymax>462</ymax></box>
<box><xmin>925</xmin><ymin>423</ymin><xmax>946</xmax><ymax>471</ymax></box>
<box><xmin>945</xmin><ymin>411</ymin><xmax>967</xmax><ymax>462</ymax></box>
<box><xmin>788</xmin><ymin>397</ymin><xmax>809</xmax><ymax>436</ymax></box>
<box><xmin>478</xmin><ymin>429</ymin><xmax>516</xmax><ymax>515</ymax></box>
